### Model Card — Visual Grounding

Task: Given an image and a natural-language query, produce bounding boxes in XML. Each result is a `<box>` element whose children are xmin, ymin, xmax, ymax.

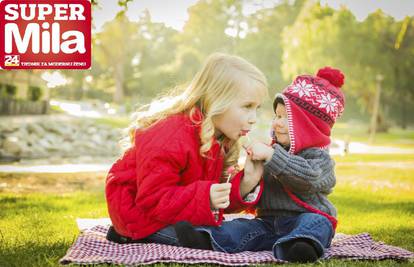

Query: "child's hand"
<box><xmin>246</xmin><ymin>141</ymin><xmax>273</xmax><ymax>162</ymax></box>
<box><xmin>210</xmin><ymin>183</ymin><xmax>232</xmax><ymax>209</ymax></box>
<box><xmin>240</xmin><ymin>154</ymin><xmax>264</xmax><ymax>197</ymax></box>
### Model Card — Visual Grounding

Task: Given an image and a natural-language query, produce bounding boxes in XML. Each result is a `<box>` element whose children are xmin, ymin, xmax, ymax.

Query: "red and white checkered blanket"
<box><xmin>60</xmin><ymin>225</ymin><xmax>413</xmax><ymax>265</ymax></box>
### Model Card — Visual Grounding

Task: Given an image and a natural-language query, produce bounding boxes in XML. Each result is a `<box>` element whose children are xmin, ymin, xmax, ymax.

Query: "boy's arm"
<box><xmin>264</xmin><ymin>144</ymin><xmax>335</xmax><ymax>194</ymax></box>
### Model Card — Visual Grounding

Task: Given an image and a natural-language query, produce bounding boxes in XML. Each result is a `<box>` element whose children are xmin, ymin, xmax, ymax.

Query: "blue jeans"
<box><xmin>144</xmin><ymin>226</ymin><xmax>180</xmax><ymax>246</ymax></box>
<box><xmin>197</xmin><ymin>213</ymin><xmax>334</xmax><ymax>260</ymax></box>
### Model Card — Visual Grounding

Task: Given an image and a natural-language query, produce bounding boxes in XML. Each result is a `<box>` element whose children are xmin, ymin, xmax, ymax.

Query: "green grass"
<box><xmin>49</xmin><ymin>104</ymin><xmax>66</xmax><ymax>114</ymax></box>
<box><xmin>0</xmin><ymin>192</ymin><xmax>108</xmax><ymax>267</ymax></box>
<box><xmin>94</xmin><ymin>116</ymin><xmax>130</xmax><ymax>129</ymax></box>
<box><xmin>331</xmin><ymin>154</ymin><xmax>414</xmax><ymax>253</ymax></box>
<box><xmin>0</xmin><ymin>154</ymin><xmax>413</xmax><ymax>266</ymax></box>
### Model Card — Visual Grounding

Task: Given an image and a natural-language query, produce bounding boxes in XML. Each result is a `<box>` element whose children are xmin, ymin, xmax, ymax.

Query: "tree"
<box><xmin>236</xmin><ymin>0</ymin><xmax>305</xmax><ymax>90</ymax></box>
<box><xmin>281</xmin><ymin>3</ymin><xmax>414</xmax><ymax>130</ymax></box>
<box><xmin>388</xmin><ymin>17</ymin><xmax>414</xmax><ymax>128</ymax></box>
<box><xmin>179</xmin><ymin>0</ymin><xmax>238</xmax><ymax>57</ymax></box>
<box><xmin>94</xmin><ymin>12</ymin><xmax>140</xmax><ymax>103</ymax></box>
<box><xmin>127</xmin><ymin>10</ymin><xmax>180</xmax><ymax>100</ymax></box>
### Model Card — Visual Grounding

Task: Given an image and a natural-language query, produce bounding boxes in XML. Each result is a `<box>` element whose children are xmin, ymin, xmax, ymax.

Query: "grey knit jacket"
<box><xmin>257</xmin><ymin>143</ymin><xmax>337</xmax><ymax>218</ymax></box>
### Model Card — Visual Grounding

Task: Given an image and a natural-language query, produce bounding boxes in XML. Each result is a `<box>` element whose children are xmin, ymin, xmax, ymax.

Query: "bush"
<box><xmin>27</xmin><ymin>86</ymin><xmax>42</xmax><ymax>101</ymax></box>
<box><xmin>5</xmin><ymin>84</ymin><xmax>17</xmax><ymax>98</ymax></box>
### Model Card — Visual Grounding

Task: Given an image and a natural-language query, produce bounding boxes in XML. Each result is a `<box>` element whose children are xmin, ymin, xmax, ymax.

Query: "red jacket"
<box><xmin>106</xmin><ymin>110</ymin><xmax>262</xmax><ymax>239</ymax></box>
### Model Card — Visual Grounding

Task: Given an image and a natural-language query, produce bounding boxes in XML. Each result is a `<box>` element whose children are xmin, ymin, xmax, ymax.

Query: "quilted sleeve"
<box><xmin>226</xmin><ymin>170</ymin><xmax>264</xmax><ymax>213</ymax></box>
<box><xmin>135</xmin><ymin>147</ymin><xmax>222</xmax><ymax>227</ymax></box>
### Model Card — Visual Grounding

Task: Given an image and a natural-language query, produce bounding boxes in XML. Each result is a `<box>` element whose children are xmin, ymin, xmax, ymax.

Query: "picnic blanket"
<box><xmin>60</xmin><ymin>218</ymin><xmax>414</xmax><ymax>266</ymax></box>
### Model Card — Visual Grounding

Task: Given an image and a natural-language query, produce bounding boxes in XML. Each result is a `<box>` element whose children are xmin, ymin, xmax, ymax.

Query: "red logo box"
<box><xmin>0</xmin><ymin>0</ymin><xmax>91</xmax><ymax>69</ymax></box>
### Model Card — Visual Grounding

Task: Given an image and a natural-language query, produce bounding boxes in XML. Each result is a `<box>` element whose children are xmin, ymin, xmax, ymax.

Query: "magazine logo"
<box><xmin>0</xmin><ymin>0</ymin><xmax>91</xmax><ymax>69</ymax></box>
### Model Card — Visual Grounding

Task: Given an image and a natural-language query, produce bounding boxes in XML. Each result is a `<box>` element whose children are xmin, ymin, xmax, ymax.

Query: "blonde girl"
<box><xmin>105</xmin><ymin>53</ymin><xmax>268</xmax><ymax>246</ymax></box>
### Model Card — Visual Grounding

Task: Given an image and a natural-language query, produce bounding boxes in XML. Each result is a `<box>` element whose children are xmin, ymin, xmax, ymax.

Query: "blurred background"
<box><xmin>1</xmin><ymin>2</ymin><xmax>414</xmax><ymax>265</ymax></box>
<box><xmin>0</xmin><ymin>0</ymin><xmax>413</xmax><ymax>167</ymax></box>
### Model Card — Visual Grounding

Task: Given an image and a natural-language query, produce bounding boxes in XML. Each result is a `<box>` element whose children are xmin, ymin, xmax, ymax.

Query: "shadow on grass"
<box><xmin>0</xmin><ymin>239</ymin><xmax>71</xmax><ymax>267</ymax></box>
<box><xmin>0</xmin><ymin>195</ymin><xmax>28</xmax><ymax>204</ymax></box>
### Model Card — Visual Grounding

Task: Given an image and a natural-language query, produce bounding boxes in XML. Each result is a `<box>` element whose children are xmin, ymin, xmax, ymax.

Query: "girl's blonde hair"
<box><xmin>128</xmin><ymin>53</ymin><xmax>268</xmax><ymax>178</ymax></box>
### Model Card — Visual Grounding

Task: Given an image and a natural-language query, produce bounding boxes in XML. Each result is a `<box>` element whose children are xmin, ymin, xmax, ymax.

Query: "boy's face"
<box><xmin>272</xmin><ymin>104</ymin><xmax>290</xmax><ymax>146</ymax></box>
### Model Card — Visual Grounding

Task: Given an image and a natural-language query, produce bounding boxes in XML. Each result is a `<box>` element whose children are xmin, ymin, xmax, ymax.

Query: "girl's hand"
<box><xmin>240</xmin><ymin>154</ymin><xmax>264</xmax><ymax>197</ymax></box>
<box><xmin>246</xmin><ymin>141</ymin><xmax>274</xmax><ymax>162</ymax></box>
<box><xmin>210</xmin><ymin>183</ymin><xmax>232</xmax><ymax>209</ymax></box>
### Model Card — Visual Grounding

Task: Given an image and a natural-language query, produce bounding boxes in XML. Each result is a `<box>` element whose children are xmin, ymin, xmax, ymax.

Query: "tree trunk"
<box><xmin>401</xmin><ymin>96</ymin><xmax>407</xmax><ymax>129</ymax></box>
<box><xmin>114</xmin><ymin>63</ymin><xmax>124</xmax><ymax>104</ymax></box>
<box><xmin>369</xmin><ymin>75</ymin><xmax>383</xmax><ymax>143</ymax></box>
<box><xmin>10</xmin><ymin>70</ymin><xmax>17</xmax><ymax>84</ymax></box>
<box><xmin>76</xmin><ymin>74</ymin><xmax>85</xmax><ymax>100</ymax></box>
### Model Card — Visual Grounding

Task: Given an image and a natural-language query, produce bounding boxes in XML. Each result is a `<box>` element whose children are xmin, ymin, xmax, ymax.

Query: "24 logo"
<box><xmin>4</xmin><ymin>55</ymin><xmax>20</xmax><ymax>66</ymax></box>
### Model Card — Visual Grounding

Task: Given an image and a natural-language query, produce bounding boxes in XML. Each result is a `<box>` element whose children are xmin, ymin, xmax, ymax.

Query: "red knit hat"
<box><xmin>273</xmin><ymin>67</ymin><xmax>345</xmax><ymax>154</ymax></box>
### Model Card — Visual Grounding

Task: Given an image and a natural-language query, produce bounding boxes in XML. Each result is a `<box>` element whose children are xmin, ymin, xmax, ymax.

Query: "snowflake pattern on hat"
<box><xmin>317</xmin><ymin>93</ymin><xmax>338</xmax><ymax>114</ymax></box>
<box><xmin>287</xmin><ymin>77</ymin><xmax>343</xmax><ymax>123</ymax></box>
<box><xmin>291</xmin><ymin>79</ymin><xmax>315</xmax><ymax>97</ymax></box>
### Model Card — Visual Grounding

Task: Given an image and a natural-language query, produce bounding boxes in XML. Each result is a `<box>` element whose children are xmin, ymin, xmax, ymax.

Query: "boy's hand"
<box><xmin>246</xmin><ymin>141</ymin><xmax>274</xmax><ymax>162</ymax></box>
<box><xmin>240</xmin><ymin>154</ymin><xmax>264</xmax><ymax>197</ymax></box>
<box><xmin>210</xmin><ymin>183</ymin><xmax>231</xmax><ymax>209</ymax></box>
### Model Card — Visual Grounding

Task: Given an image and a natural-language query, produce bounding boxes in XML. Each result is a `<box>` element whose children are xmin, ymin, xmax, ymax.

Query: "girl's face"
<box><xmin>212</xmin><ymin>84</ymin><xmax>263</xmax><ymax>141</ymax></box>
<box><xmin>272</xmin><ymin>104</ymin><xmax>290</xmax><ymax>146</ymax></box>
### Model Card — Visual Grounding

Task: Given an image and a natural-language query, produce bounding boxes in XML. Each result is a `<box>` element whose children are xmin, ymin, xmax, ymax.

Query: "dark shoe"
<box><xmin>284</xmin><ymin>239</ymin><xmax>319</xmax><ymax>263</ymax></box>
<box><xmin>174</xmin><ymin>221</ymin><xmax>212</xmax><ymax>250</ymax></box>
<box><xmin>106</xmin><ymin>226</ymin><xmax>141</xmax><ymax>244</ymax></box>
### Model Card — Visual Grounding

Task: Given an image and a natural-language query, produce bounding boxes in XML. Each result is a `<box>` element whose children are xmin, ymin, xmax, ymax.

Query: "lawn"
<box><xmin>0</xmin><ymin>154</ymin><xmax>413</xmax><ymax>267</ymax></box>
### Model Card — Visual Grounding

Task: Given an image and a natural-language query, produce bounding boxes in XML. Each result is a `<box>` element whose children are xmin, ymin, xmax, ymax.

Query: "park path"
<box><xmin>329</xmin><ymin>139</ymin><xmax>414</xmax><ymax>155</ymax></box>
